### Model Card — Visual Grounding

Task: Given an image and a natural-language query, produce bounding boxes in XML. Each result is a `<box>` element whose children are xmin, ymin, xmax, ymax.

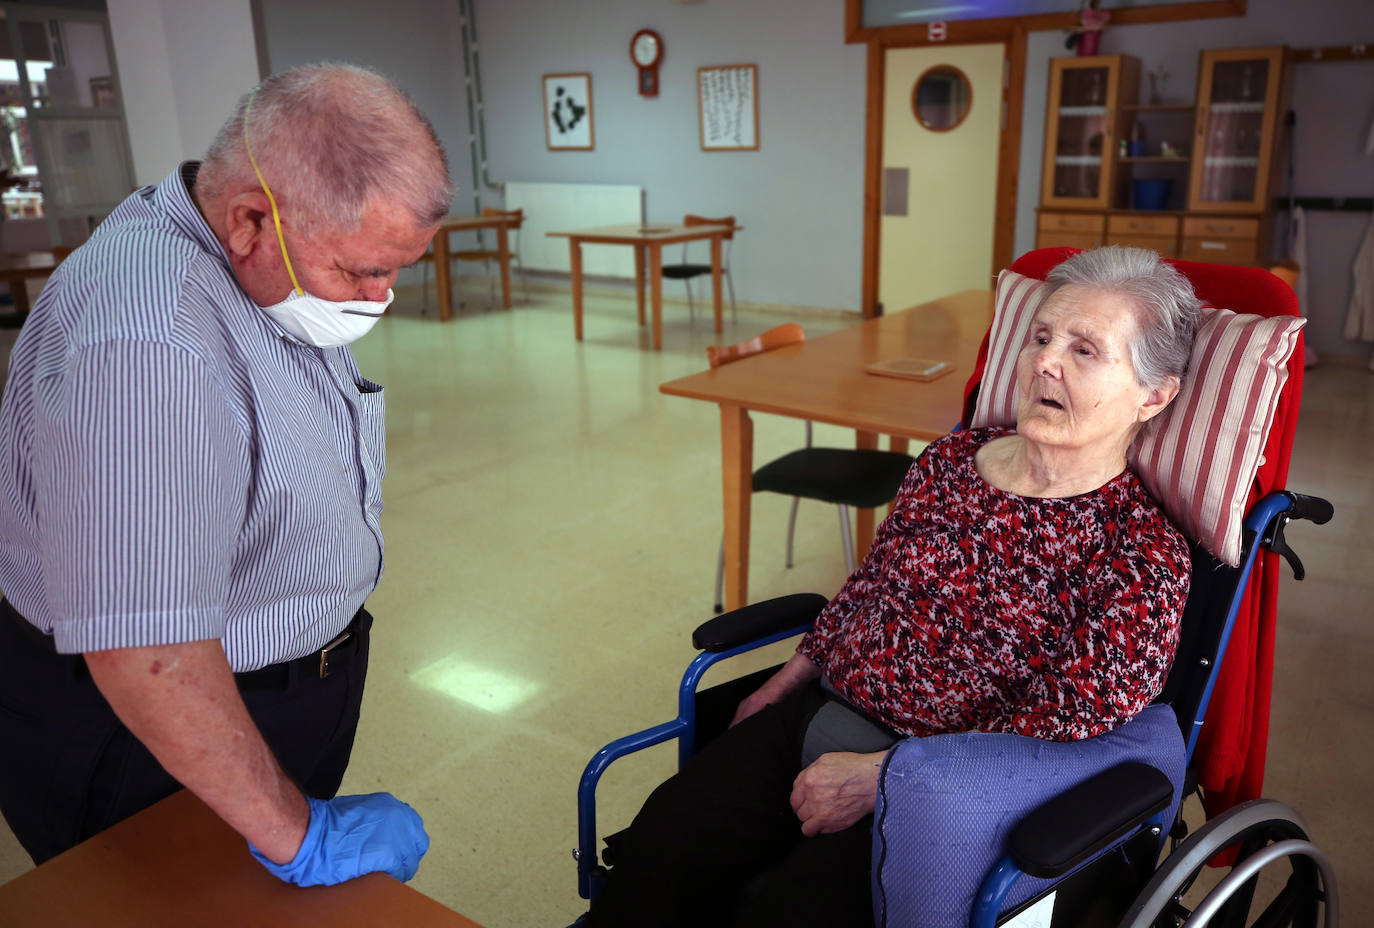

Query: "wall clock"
<box><xmin>631</xmin><ymin>29</ymin><xmax>663</xmax><ymax>97</ymax></box>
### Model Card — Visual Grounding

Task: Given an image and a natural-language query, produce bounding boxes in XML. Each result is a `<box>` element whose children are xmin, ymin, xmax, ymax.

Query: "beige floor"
<box><xmin>0</xmin><ymin>277</ymin><xmax>1369</xmax><ymax>926</ymax></box>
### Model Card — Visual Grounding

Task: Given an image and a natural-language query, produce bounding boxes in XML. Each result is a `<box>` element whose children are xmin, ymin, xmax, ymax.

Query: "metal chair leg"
<box><xmin>726</xmin><ymin>268</ymin><xmax>736</xmax><ymax>325</ymax></box>
<box><xmin>685</xmin><ymin>278</ymin><xmax>696</xmax><ymax>322</ymax></box>
<box><xmin>785</xmin><ymin>496</ymin><xmax>801</xmax><ymax>568</ymax></box>
<box><xmin>837</xmin><ymin>504</ymin><xmax>856</xmax><ymax>576</ymax></box>
<box><xmin>486</xmin><ymin>258</ymin><xmax>497</xmax><ymax>308</ymax></box>
<box><xmin>713</xmin><ymin>537</ymin><xmax>726</xmax><ymax>613</ymax></box>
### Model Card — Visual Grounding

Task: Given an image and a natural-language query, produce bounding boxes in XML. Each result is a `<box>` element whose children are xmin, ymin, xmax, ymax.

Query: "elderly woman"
<box><xmin>586</xmin><ymin>246</ymin><xmax>1202</xmax><ymax>928</ymax></box>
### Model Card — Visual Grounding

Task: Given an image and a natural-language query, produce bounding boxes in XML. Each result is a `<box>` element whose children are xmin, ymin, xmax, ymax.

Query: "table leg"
<box><xmin>434</xmin><ymin>228</ymin><xmax>452</xmax><ymax>322</ymax></box>
<box><xmin>710</xmin><ymin>236</ymin><xmax>724</xmax><ymax>334</ymax></box>
<box><xmin>569</xmin><ymin>239</ymin><xmax>584</xmax><ymax>341</ymax></box>
<box><xmin>498</xmin><ymin>224</ymin><xmax>512</xmax><ymax>309</ymax></box>
<box><xmin>720</xmin><ymin>404</ymin><xmax>754</xmax><ymax>611</ymax></box>
<box><xmin>649</xmin><ymin>243</ymin><xmax>663</xmax><ymax>351</ymax></box>
<box><xmin>854</xmin><ymin>430</ymin><xmax>879</xmax><ymax>562</ymax></box>
<box><xmin>634</xmin><ymin>245</ymin><xmax>646</xmax><ymax>326</ymax></box>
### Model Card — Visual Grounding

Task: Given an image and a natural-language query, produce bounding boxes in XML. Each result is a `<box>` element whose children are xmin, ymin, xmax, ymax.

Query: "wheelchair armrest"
<box><xmin>691</xmin><ymin>593</ymin><xmax>828</xmax><ymax>652</ymax></box>
<box><xmin>1008</xmin><ymin>761</ymin><xmax>1174</xmax><ymax>879</ymax></box>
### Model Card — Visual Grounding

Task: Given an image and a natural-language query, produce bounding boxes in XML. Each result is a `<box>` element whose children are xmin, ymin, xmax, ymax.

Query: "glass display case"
<box><xmin>1039</xmin><ymin>55</ymin><xmax>1139</xmax><ymax>210</ymax></box>
<box><xmin>1187</xmin><ymin>47</ymin><xmax>1284</xmax><ymax>213</ymax></box>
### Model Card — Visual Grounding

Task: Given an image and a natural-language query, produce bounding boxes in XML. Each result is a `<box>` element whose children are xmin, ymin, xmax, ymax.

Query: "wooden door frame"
<box><xmin>851</xmin><ymin>0</ymin><xmax>1248</xmax><ymax>317</ymax></box>
<box><xmin>862</xmin><ymin>32</ymin><xmax>1027</xmax><ymax>317</ymax></box>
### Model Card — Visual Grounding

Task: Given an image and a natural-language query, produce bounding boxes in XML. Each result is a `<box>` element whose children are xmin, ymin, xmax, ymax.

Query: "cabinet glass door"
<box><xmin>1041</xmin><ymin>59</ymin><xmax>1120</xmax><ymax>210</ymax></box>
<box><xmin>1051</xmin><ymin>65</ymin><xmax>1110</xmax><ymax>200</ymax></box>
<box><xmin>1188</xmin><ymin>49</ymin><xmax>1282</xmax><ymax>212</ymax></box>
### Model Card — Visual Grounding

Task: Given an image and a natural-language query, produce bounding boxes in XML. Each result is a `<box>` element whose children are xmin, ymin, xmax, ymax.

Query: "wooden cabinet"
<box><xmin>1035</xmin><ymin>47</ymin><xmax>1286</xmax><ymax>267</ymax></box>
<box><xmin>1039</xmin><ymin>55</ymin><xmax>1140</xmax><ymax>210</ymax></box>
<box><xmin>1180</xmin><ymin>215</ymin><xmax>1270</xmax><ymax>265</ymax></box>
<box><xmin>1037</xmin><ymin>211</ymin><xmax>1105</xmax><ymax>249</ymax></box>
<box><xmin>1187</xmin><ymin>47</ymin><xmax>1287</xmax><ymax>213</ymax></box>
<box><xmin>1107</xmin><ymin>214</ymin><xmax>1180</xmax><ymax>256</ymax></box>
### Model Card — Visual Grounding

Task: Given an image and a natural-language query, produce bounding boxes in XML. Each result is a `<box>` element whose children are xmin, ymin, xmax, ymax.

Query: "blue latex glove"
<box><xmin>250</xmin><ymin>793</ymin><xmax>429</xmax><ymax>886</ymax></box>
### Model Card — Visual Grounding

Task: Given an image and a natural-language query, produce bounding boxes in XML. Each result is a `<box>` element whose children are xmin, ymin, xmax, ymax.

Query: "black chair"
<box><xmin>706</xmin><ymin>324</ymin><xmax>916</xmax><ymax>611</ymax></box>
<box><xmin>663</xmin><ymin>214</ymin><xmax>736</xmax><ymax>325</ymax></box>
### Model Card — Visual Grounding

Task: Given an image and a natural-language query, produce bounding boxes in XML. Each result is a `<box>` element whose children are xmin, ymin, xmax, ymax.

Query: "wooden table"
<box><xmin>0</xmin><ymin>790</ymin><xmax>484</xmax><ymax>927</ymax></box>
<box><xmin>660</xmin><ymin>289</ymin><xmax>993</xmax><ymax>611</ymax></box>
<box><xmin>432</xmin><ymin>213</ymin><xmax>522</xmax><ymax>322</ymax></box>
<box><xmin>547</xmin><ymin>223</ymin><xmax>738</xmax><ymax>351</ymax></box>
<box><xmin>0</xmin><ymin>250</ymin><xmax>61</xmax><ymax>323</ymax></box>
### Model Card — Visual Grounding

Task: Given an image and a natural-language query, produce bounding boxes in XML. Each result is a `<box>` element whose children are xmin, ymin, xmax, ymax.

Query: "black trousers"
<box><xmin>0</xmin><ymin>599</ymin><xmax>371</xmax><ymax>864</ymax></box>
<box><xmin>586</xmin><ymin>683</ymin><xmax>876</xmax><ymax>928</ymax></box>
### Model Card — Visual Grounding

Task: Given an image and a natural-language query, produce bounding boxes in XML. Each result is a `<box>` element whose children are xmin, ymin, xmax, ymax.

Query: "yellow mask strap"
<box><xmin>242</xmin><ymin>93</ymin><xmax>305</xmax><ymax>297</ymax></box>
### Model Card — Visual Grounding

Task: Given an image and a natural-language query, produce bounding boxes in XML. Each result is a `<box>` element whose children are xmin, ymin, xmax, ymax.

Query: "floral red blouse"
<box><xmin>797</xmin><ymin>427</ymin><xmax>1190</xmax><ymax>742</ymax></box>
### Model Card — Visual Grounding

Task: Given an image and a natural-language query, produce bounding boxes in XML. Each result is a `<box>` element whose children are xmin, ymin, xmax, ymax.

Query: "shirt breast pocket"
<box><xmin>354</xmin><ymin>378</ymin><xmax>386</xmax><ymax>520</ymax></box>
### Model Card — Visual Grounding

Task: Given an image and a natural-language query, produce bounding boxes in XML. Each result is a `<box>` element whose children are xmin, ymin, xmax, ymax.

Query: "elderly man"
<box><xmin>0</xmin><ymin>64</ymin><xmax>450</xmax><ymax>886</ymax></box>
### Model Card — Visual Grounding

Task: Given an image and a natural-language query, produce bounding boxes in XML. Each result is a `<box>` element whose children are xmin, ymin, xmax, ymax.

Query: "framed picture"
<box><xmin>543</xmin><ymin>72</ymin><xmax>594</xmax><ymax>151</ymax></box>
<box><xmin>89</xmin><ymin>76</ymin><xmax>117</xmax><ymax>108</ymax></box>
<box><xmin>698</xmin><ymin>64</ymin><xmax>758</xmax><ymax>151</ymax></box>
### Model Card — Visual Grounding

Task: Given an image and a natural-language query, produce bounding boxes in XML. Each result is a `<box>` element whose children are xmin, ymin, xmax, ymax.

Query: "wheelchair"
<box><xmin>572</xmin><ymin>250</ymin><xmax>1340</xmax><ymax>927</ymax></box>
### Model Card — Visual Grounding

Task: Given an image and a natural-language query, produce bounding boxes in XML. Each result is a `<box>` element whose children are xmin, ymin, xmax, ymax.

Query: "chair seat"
<box><xmin>752</xmin><ymin>448</ymin><xmax>914</xmax><ymax>508</ymax></box>
<box><xmin>452</xmin><ymin>249</ymin><xmax>500</xmax><ymax>261</ymax></box>
<box><xmin>661</xmin><ymin>263</ymin><xmax>715</xmax><ymax>280</ymax></box>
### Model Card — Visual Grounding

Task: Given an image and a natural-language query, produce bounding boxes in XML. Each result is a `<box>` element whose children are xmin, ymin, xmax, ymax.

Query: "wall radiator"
<box><xmin>504</xmin><ymin>182</ymin><xmax>644</xmax><ymax>278</ymax></box>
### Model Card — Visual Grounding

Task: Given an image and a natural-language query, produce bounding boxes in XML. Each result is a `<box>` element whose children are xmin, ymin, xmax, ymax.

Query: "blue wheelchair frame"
<box><xmin>574</xmin><ymin>489</ymin><xmax>1331</xmax><ymax>925</ymax></box>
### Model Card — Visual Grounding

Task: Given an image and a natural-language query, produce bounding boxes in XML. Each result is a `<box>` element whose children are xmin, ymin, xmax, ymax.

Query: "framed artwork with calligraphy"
<box><xmin>697</xmin><ymin>64</ymin><xmax>758</xmax><ymax>151</ymax></box>
<box><xmin>543</xmin><ymin>72</ymin><xmax>594</xmax><ymax>151</ymax></box>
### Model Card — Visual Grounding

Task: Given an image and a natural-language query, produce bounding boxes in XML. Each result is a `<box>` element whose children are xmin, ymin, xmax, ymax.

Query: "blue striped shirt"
<box><xmin>0</xmin><ymin>164</ymin><xmax>385</xmax><ymax>671</ymax></box>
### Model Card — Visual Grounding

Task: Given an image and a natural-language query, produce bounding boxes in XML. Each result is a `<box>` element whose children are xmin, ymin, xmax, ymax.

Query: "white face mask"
<box><xmin>242</xmin><ymin>93</ymin><xmax>392</xmax><ymax>348</ymax></box>
<box><xmin>258</xmin><ymin>287</ymin><xmax>393</xmax><ymax>348</ymax></box>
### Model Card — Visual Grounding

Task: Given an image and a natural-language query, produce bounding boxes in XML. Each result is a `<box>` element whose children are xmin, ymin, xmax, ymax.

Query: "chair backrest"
<box><xmin>961</xmin><ymin>246</ymin><xmax>1306</xmax><ymax>764</ymax></box>
<box><xmin>481</xmin><ymin>206</ymin><xmax>523</xmax><ymax>228</ymax></box>
<box><xmin>683</xmin><ymin>213</ymin><xmax>735</xmax><ymax>240</ymax></box>
<box><xmin>1268</xmin><ymin>259</ymin><xmax>1300</xmax><ymax>291</ymax></box>
<box><xmin>480</xmin><ymin>207</ymin><xmax>523</xmax><ymax>255</ymax></box>
<box><xmin>706</xmin><ymin>322</ymin><xmax>803</xmax><ymax>369</ymax></box>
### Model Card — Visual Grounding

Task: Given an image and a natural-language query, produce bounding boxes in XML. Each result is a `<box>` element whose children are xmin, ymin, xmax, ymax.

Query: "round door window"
<box><xmin>912</xmin><ymin>66</ymin><xmax>972</xmax><ymax>132</ymax></box>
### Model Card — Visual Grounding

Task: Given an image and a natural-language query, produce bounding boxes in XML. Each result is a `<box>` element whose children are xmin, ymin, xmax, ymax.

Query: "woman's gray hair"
<box><xmin>197</xmin><ymin>63</ymin><xmax>453</xmax><ymax>235</ymax></box>
<box><xmin>1043</xmin><ymin>245</ymin><xmax>1203</xmax><ymax>389</ymax></box>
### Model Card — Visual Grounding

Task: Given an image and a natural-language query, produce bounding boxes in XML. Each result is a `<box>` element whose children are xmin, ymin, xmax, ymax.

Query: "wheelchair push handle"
<box><xmin>1265</xmin><ymin>491</ymin><xmax>1335</xmax><ymax>582</ymax></box>
<box><xmin>1282</xmin><ymin>491</ymin><xmax>1334</xmax><ymax>526</ymax></box>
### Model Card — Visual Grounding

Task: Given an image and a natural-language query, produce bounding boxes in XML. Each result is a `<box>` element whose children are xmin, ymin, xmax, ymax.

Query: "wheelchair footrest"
<box><xmin>1009</xmin><ymin>761</ymin><xmax>1174</xmax><ymax>879</ymax></box>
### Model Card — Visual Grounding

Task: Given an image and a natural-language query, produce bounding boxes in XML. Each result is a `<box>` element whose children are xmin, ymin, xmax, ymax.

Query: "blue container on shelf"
<box><xmin>1131</xmin><ymin>179</ymin><xmax>1172</xmax><ymax>211</ymax></box>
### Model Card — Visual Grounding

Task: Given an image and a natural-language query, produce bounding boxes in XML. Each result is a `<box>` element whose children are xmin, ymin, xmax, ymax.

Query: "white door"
<box><xmin>879</xmin><ymin>44</ymin><xmax>1004</xmax><ymax>313</ymax></box>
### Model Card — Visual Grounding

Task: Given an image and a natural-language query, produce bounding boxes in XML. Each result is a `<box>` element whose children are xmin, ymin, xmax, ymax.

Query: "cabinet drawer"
<box><xmin>1108</xmin><ymin>215</ymin><xmax>1179</xmax><ymax>237</ymax></box>
<box><xmin>1106</xmin><ymin>233</ymin><xmax>1179</xmax><ymax>257</ymax></box>
<box><xmin>1183</xmin><ymin>216</ymin><xmax>1260</xmax><ymax>239</ymax></box>
<box><xmin>1037</xmin><ymin>230</ymin><xmax>1105</xmax><ymax>251</ymax></box>
<box><xmin>1180</xmin><ymin>236</ymin><xmax>1258</xmax><ymax>265</ymax></box>
<box><xmin>1039</xmin><ymin>212</ymin><xmax>1105</xmax><ymax>234</ymax></box>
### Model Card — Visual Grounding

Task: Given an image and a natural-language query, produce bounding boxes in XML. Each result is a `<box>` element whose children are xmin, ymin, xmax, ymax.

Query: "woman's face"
<box><xmin>1015</xmin><ymin>285</ymin><xmax>1160</xmax><ymax>457</ymax></box>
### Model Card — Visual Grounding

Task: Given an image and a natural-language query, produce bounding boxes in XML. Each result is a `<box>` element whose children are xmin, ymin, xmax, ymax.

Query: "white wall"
<box><xmin>473</xmin><ymin>0</ymin><xmax>867</xmax><ymax>312</ymax></box>
<box><xmin>255</xmin><ymin>0</ymin><xmax>473</xmax><ymax>248</ymax></box>
<box><xmin>107</xmin><ymin>0</ymin><xmax>261</xmax><ymax>183</ymax></box>
<box><xmin>1013</xmin><ymin>0</ymin><xmax>1374</xmax><ymax>358</ymax></box>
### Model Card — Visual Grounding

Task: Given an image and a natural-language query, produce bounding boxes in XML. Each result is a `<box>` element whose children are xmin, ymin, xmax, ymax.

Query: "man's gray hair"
<box><xmin>1043</xmin><ymin>245</ymin><xmax>1203</xmax><ymax>389</ymax></box>
<box><xmin>198</xmin><ymin>63</ymin><xmax>453</xmax><ymax>234</ymax></box>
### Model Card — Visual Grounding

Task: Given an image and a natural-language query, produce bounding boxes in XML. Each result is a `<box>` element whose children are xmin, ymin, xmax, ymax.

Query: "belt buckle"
<box><xmin>318</xmin><ymin>629</ymin><xmax>351</xmax><ymax>679</ymax></box>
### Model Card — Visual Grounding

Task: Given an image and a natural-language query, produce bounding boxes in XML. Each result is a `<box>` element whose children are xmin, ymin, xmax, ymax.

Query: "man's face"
<box><xmin>261</xmin><ymin>198</ymin><xmax>436</xmax><ymax>305</ymax></box>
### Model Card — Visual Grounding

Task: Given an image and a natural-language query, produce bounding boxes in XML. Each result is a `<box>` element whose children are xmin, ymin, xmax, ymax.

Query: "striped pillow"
<box><xmin>971</xmin><ymin>269</ymin><xmax>1305</xmax><ymax>566</ymax></box>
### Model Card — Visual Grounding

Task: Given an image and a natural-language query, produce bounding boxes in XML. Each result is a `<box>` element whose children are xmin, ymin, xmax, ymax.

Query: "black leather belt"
<box><xmin>2</xmin><ymin>598</ymin><xmax>365</xmax><ymax>690</ymax></box>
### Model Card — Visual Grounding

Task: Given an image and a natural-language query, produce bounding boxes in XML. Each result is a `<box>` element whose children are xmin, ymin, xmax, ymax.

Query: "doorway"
<box><xmin>878</xmin><ymin>43</ymin><xmax>1004</xmax><ymax>314</ymax></box>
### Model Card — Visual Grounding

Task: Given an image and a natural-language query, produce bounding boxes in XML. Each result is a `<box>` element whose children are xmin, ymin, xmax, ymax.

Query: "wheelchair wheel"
<box><xmin>1118</xmin><ymin>799</ymin><xmax>1338</xmax><ymax>927</ymax></box>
